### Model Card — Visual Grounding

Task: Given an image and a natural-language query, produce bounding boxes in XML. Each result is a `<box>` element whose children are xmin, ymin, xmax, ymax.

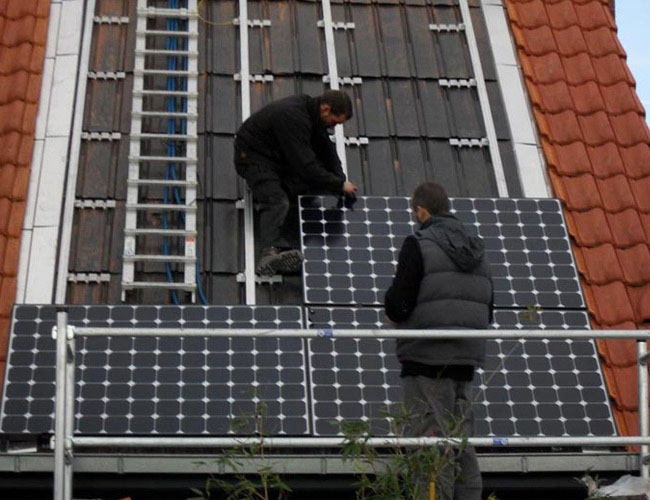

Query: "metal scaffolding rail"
<box><xmin>51</xmin><ymin>311</ymin><xmax>650</xmax><ymax>500</ymax></box>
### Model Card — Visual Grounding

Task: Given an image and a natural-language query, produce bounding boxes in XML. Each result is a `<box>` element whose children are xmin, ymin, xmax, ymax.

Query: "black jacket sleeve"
<box><xmin>384</xmin><ymin>235</ymin><xmax>424</xmax><ymax>323</ymax></box>
<box><xmin>272</xmin><ymin>109</ymin><xmax>345</xmax><ymax>193</ymax></box>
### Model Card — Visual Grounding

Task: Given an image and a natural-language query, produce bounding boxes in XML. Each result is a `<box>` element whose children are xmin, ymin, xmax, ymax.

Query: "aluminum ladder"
<box><xmin>121</xmin><ymin>0</ymin><xmax>199</xmax><ymax>301</ymax></box>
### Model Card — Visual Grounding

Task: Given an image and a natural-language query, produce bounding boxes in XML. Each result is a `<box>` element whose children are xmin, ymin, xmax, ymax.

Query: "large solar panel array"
<box><xmin>1</xmin><ymin>306</ymin><xmax>309</xmax><ymax>435</ymax></box>
<box><xmin>300</xmin><ymin>196</ymin><xmax>585</xmax><ymax>309</ymax></box>
<box><xmin>307</xmin><ymin>307</ymin><xmax>615</xmax><ymax>437</ymax></box>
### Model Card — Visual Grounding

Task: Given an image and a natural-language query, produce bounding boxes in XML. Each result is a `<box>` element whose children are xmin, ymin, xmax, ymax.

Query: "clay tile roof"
<box><xmin>0</xmin><ymin>0</ymin><xmax>50</xmax><ymax>395</ymax></box>
<box><xmin>504</xmin><ymin>0</ymin><xmax>650</xmax><ymax>436</ymax></box>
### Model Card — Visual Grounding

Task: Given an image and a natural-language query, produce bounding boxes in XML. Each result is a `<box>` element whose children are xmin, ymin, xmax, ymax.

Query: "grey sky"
<box><xmin>617</xmin><ymin>1</ymin><xmax>650</xmax><ymax>121</ymax></box>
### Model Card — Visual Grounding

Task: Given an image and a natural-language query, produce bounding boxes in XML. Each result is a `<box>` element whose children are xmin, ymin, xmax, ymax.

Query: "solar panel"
<box><xmin>300</xmin><ymin>196</ymin><xmax>585</xmax><ymax>309</ymax></box>
<box><xmin>307</xmin><ymin>307</ymin><xmax>616</xmax><ymax>438</ymax></box>
<box><xmin>1</xmin><ymin>305</ymin><xmax>309</xmax><ymax>436</ymax></box>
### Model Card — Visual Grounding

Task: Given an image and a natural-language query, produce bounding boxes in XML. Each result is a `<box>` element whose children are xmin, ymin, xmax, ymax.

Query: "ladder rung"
<box><xmin>126</xmin><ymin>203</ymin><xmax>197</xmax><ymax>211</ymax></box>
<box><xmin>122</xmin><ymin>281</ymin><xmax>197</xmax><ymax>291</ymax></box>
<box><xmin>133</xmin><ymin>111</ymin><xmax>197</xmax><ymax>118</ymax></box>
<box><xmin>123</xmin><ymin>255</ymin><xmax>197</xmax><ymax>263</ymax></box>
<box><xmin>136</xmin><ymin>49</ymin><xmax>198</xmax><ymax>57</ymax></box>
<box><xmin>127</xmin><ymin>179</ymin><xmax>197</xmax><ymax>186</ymax></box>
<box><xmin>134</xmin><ymin>90</ymin><xmax>198</xmax><ymax>97</ymax></box>
<box><xmin>137</xmin><ymin>8</ymin><xmax>198</xmax><ymax>19</ymax></box>
<box><xmin>129</xmin><ymin>155</ymin><xmax>197</xmax><ymax>163</ymax></box>
<box><xmin>131</xmin><ymin>133</ymin><xmax>197</xmax><ymax>141</ymax></box>
<box><xmin>135</xmin><ymin>69</ymin><xmax>197</xmax><ymax>76</ymax></box>
<box><xmin>124</xmin><ymin>228</ymin><xmax>197</xmax><ymax>236</ymax></box>
<box><xmin>137</xmin><ymin>30</ymin><xmax>197</xmax><ymax>37</ymax></box>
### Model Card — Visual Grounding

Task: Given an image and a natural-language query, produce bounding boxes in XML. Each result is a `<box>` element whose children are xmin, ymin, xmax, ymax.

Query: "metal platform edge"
<box><xmin>0</xmin><ymin>452</ymin><xmax>639</xmax><ymax>474</ymax></box>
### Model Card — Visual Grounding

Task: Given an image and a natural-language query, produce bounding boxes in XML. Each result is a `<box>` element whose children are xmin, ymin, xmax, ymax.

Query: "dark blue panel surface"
<box><xmin>307</xmin><ymin>307</ymin><xmax>615</xmax><ymax>437</ymax></box>
<box><xmin>1</xmin><ymin>305</ymin><xmax>308</xmax><ymax>436</ymax></box>
<box><xmin>300</xmin><ymin>196</ymin><xmax>585</xmax><ymax>309</ymax></box>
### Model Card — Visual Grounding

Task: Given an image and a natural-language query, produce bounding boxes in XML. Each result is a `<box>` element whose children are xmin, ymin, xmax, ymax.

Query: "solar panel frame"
<box><xmin>299</xmin><ymin>195</ymin><xmax>586</xmax><ymax>309</ymax></box>
<box><xmin>306</xmin><ymin>307</ymin><xmax>616</xmax><ymax>438</ymax></box>
<box><xmin>0</xmin><ymin>305</ymin><xmax>310</xmax><ymax>436</ymax></box>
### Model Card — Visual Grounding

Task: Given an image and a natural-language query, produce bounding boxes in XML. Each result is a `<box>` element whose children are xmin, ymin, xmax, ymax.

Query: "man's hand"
<box><xmin>343</xmin><ymin>181</ymin><xmax>358</xmax><ymax>195</ymax></box>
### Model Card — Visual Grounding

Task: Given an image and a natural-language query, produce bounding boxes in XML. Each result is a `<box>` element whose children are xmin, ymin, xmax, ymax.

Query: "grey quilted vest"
<box><xmin>395</xmin><ymin>214</ymin><xmax>492</xmax><ymax>367</ymax></box>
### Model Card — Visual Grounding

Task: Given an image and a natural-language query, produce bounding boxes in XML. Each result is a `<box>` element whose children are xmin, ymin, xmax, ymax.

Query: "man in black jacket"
<box><xmin>234</xmin><ymin>91</ymin><xmax>358</xmax><ymax>276</ymax></box>
<box><xmin>385</xmin><ymin>182</ymin><xmax>493</xmax><ymax>500</ymax></box>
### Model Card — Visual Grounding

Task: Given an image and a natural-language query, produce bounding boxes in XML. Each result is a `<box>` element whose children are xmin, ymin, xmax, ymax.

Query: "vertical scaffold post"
<box><xmin>639</xmin><ymin>340</ymin><xmax>649</xmax><ymax>479</ymax></box>
<box><xmin>54</xmin><ymin>311</ymin><xmax>71</xmax><ymax>500</ymax></box>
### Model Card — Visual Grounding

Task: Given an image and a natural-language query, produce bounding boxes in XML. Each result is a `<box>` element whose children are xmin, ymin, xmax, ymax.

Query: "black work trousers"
<box><xmin>234</xmin><ymin>146</ymin><xmax>302</xmax><ymax>250</ymax></box>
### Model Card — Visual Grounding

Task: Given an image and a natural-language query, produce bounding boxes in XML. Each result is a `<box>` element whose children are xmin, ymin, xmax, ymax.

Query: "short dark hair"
<box><xmin>411</xmin><ymin>182</ymin><xmax>450</xmax><ymax>215</ymax></box>
<box><xmin>320</xmin><ymin>90</ymin><xmax>353</xmax><ymax>119</ymax></box>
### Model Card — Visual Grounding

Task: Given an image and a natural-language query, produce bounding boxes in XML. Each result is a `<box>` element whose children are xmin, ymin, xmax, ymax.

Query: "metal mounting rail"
<box><xmin>458</xmin><ymin>0</ymin><xmax>507</xmax><ymax>196</ymax></box>
<box><xmin>121</xmin><ymin>0</ymin><xmax>199</xmax><ymax>301</ymax></box>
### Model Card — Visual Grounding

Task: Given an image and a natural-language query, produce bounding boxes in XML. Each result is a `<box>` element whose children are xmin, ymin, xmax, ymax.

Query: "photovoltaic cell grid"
<box><xmin>299</xmin><ymin>196</ymin><xmax>585</xmax><ymax>309</ymax></box>
<box><xmin>307</xmin><ymin>307</ymin><xmax>616</xmax><ymax>438</ymax></box>
<box><xmin>0</xmin><ymin>305</ymin><xmax>309</xmax><ymax>435</ymax></box>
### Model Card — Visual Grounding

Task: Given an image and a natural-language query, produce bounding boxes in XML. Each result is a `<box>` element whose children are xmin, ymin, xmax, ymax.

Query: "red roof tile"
<box><xmin>569</xmin><ymin>81</ymin><xmax>605</xmax><ymax>114</ymax></box>
<box><xmin>617</xmin><ymin>246</ymin><xmax>650</xmax><ymax>286</ymax></box>
<box><xmin>574</xmin><ymin>1</ymin><xmax>615</xmax><ymax>30</ymax></box>
<box><xmin>578</xmin><ymin>111</ymin><xmax>616</xmax><ymax>145</ymax></box>
<box><xmin>606</xmin><ymin>209</ymin><xmax>647</xmax><ymax>247</ymax></box>
<box><xmin>548</xmin><ymin>142</ymin><xmax>592</xmax><ymax>175</ymax></box>
<box><xmin>564</xmin><ymin>208</ymin><xmax>612</xmax><ymax>246</ymax></box>
<box><xmin>601</xmin><ymin>81</ymin><xmax>646</xmax><ymax>115</ymax></box>
<box><xmin>579</xmin><ymin>243</ymin><xmax>624</xmax><ymax>284</ymax></box>
<box><xmin>596</xmin><ymin>338</ymin><xmax>637</xmax><ymax>366</ymax></box>
<box><xmin>587</xmin><ymin>142</ymin><xmax>626</xmax><ymax>177</ymax></box>
<box><xmin>595</xmin><ymin>174</ymin><xmax>636</xmax><ymax>212</ymax></box>
<box><xmin>505</xmin><ymin>0</ymin><xmax>650</xmax><ymax>437</ymax></box>
<box><xmin>620</xmin><ymin>143</ymin><xmax>650</xmax><ymax>178</ymax></box>
<box><xmin>583</xmin><ymin>26</ymin><xmax>625</xmax><ymax>58</ymax></box>
<box><xmin>562</xmin><ymin>53</ymin><xmax>596</xmax><ymax>85</ymax></box>
<box><xmin>553</xmin><ymin>173</ymin><xmax>601</xmax><ymax>211</ymax></box>
<box><xmin>594</xmin><ymin>53</ymin><xmax>636</xmax><ymax>86</ymax></box>
<box><xmin>523</xmin><ymin>52</ymin><xmax>566</xmax><ymax>84</ymax></box>
<box><xmin>629</xmin><ymin>176</ymin><xmax>650</xmax><ymax>211</ymax></box>
<box><xmin>546</xmin><ymin>0</ymin><xmax>578</xmax><ymax>30</ymax></box>
<box><xmin>0</xmin><ymin>0</ymin><xmax>50</xmax><ymax>398</ymax></box>
<box><xmin>554</xmin><ymin>25</ymin><xmax>588</xmax><ymax>57</ymax></box>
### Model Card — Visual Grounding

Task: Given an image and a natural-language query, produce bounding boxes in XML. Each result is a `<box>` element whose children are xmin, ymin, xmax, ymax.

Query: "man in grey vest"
<box><xmin>384</xmin><ymin>182</ymin><xmax>493</xmax><ymax>500</ymax></box>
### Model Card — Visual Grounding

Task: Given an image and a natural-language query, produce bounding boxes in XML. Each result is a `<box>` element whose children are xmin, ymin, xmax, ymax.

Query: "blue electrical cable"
<box><xmin>163</xmin><ymin>0</ymin><xmax>209</xmax><ymax>305</ymax></box>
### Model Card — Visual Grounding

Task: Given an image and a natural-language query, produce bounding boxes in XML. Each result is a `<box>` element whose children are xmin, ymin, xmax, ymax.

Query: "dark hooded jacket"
<box><xmin>388</xmin><ymin>214</ymin><xmax>493</xmax><ymax>367</ymax></box>
<box><xmin>234</xmin><ymin>94</ymin><xmax>345</xmax><ymax>194</ymax></box>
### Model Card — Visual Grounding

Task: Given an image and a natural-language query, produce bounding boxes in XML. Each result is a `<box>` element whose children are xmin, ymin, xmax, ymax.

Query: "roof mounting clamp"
<box><xmin>323</xmin><ymin>76</ymin><xmax>362</xmax><ymax>86</ymax></box>
<box><xmin>88</xmin><ymin>71</ymin><xmax>126</xmax><ymax>80</ymax></box>
<box><xmin>439</xmin><ymin>78</ymin><xmax>477</xmax><ymax>88</ymax></box>
<box><xmin>429</xmin><ymin>23</ymin><xmax>465</xmax><ymax>32</ymax></box>
<box><xmin>234</xmin><ymin>74</ymin><xmax>274</xmax><ymax>82</ymax></box>
<box><xmin>317</xmin><ymin>20</ymin><xmax>355</xmax><ymax>30</ymax></box>
<box><xmin>449</xmin><ymin>138</ymin><xmax>489</xmax><ymax>148</ymax></box>
<box><xmin>237</xmin><ymin>273</ymin><xmax>284</xmax><ymax>285</ymax></box>
<box><xmin>81</xmin><ymin>131</ymin><xmax>122</xmax><ymax>141</ymax></box>
<box><xmin>74</xmin><ymin>199</ymin><xmax>117</xmax><ymax>209</ymax></box>
<box><xmin>233</xmin><ymin>18</ymin><xmax>271</xmax><ymax>27</ymax></box>
<box><xmin>343</xmin><ymin>137</ymin><xmax>370</xmax><ymax>146</ymax></box>
<box><xmin>93</xmin><ymin>16</ymin><xmax>129</xmax><ymax>24</ymax></box>
<box><xmin>67</xmin><ymin>273</ymin><xmax>111</xmax><ymax>283</ymax></box>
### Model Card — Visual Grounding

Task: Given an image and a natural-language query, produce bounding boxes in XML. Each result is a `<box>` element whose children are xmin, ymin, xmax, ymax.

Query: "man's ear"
<box><xmin>416</xmin><ymin>205</ymin><xmax>431</xmax><ymax>222</ymax></box>
<box><xmin>320</xmin><ymin>103</ymin><xmax>331</xmax><ymax>114</ymax></box>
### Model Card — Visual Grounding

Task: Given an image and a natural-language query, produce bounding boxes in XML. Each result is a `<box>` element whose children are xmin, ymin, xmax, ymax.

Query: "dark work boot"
<box><xmin>277</xmin><ymin>249</ymin><xmax>304</xmax><ymax>275</ymax></box>
<box><xmin>256</xmin><ymin>247</ymin><xmax>284</xmax><ymax>276</ymax></box>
